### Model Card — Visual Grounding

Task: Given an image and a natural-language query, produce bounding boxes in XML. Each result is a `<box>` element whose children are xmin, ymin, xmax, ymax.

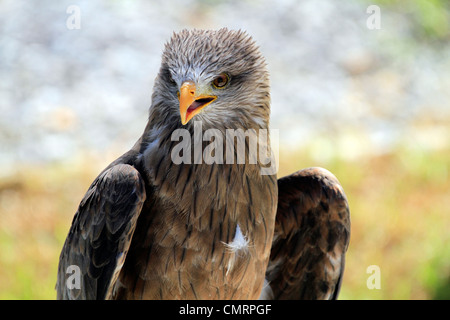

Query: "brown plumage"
<box><xmin>56</xmin><ymin>28</ymin><xmax>350</xmax><ymax>300</ymax></box>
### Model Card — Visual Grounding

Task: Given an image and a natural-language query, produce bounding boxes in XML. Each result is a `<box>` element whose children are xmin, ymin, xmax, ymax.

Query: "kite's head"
<box><xmin>153</xmin><ymin>28</ymin><xmax>270</xmax><ymax>129</ymax></box>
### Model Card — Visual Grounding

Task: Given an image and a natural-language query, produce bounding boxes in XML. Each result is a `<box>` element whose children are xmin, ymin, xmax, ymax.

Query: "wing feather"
<box><xmin>266</xmin><ymin>167</ymin><xmax>350</xmax><ymax>300</ymax></box>
<box><xmin>56</xmin><ymin>163</ymin><xmax>146</xmax><ymax>300</ymax></box>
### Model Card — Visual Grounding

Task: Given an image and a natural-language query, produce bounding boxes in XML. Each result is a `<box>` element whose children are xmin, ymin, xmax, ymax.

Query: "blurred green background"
<box><xmin>0</xmin><ymin>0</ymin><xmax>449</xmax><ymax>299</ymax></box>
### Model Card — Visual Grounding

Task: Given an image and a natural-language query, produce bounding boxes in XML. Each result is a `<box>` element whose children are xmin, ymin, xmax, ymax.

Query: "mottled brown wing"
<box><xmin>56</xmin><ymin>163</ymin><xmax>146</xmax><ymax>300</ymax></box>
<box><xmin>265</xmin><ymin>167</ymin><xmax>350</xmax><ymax>300</ymax></box>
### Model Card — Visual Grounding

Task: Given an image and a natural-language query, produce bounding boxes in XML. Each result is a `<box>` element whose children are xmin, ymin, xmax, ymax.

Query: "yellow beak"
<box><xmin>179</xmin><ymin>81</ymin><xmax>217</xmax><ymax>125</ymax></box>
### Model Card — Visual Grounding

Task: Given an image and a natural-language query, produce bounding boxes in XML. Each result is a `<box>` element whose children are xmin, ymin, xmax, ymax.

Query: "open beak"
<box><xmin>179</xmin><ymin>81</ymin><xmax>216</xmax><ymax>125</ymax></box>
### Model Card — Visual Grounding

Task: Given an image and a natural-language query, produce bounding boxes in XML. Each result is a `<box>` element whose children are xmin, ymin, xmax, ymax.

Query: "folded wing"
<box><xmin>266</xmin><ymin>167</ymin><xmax>350</xmax><ymax>300</ymax></box>
<box><xmin>56</xmin><ymin>163</ymin><xmax>146</xmax><ymax>299</ymax></box>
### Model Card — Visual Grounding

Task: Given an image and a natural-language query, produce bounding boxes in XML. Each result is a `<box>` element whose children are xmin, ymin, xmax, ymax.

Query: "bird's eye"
<box><xmin>212</xmin><ymin>73</ymin><xmax>229</xmax><ymax>89</ymax></box>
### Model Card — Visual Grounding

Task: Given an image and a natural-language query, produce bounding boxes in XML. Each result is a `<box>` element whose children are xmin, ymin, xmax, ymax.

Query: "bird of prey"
<box><xmin>56</xmin><ymin>28</ymin><xmax>350</xmax><ymax>300</ymax></box>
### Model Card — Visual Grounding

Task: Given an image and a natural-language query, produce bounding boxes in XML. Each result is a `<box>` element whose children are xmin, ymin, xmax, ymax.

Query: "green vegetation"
<box><xmin>360</xmin><ymin>0</ymin><xmax>450</xmax><ymax>40</ymax></box>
